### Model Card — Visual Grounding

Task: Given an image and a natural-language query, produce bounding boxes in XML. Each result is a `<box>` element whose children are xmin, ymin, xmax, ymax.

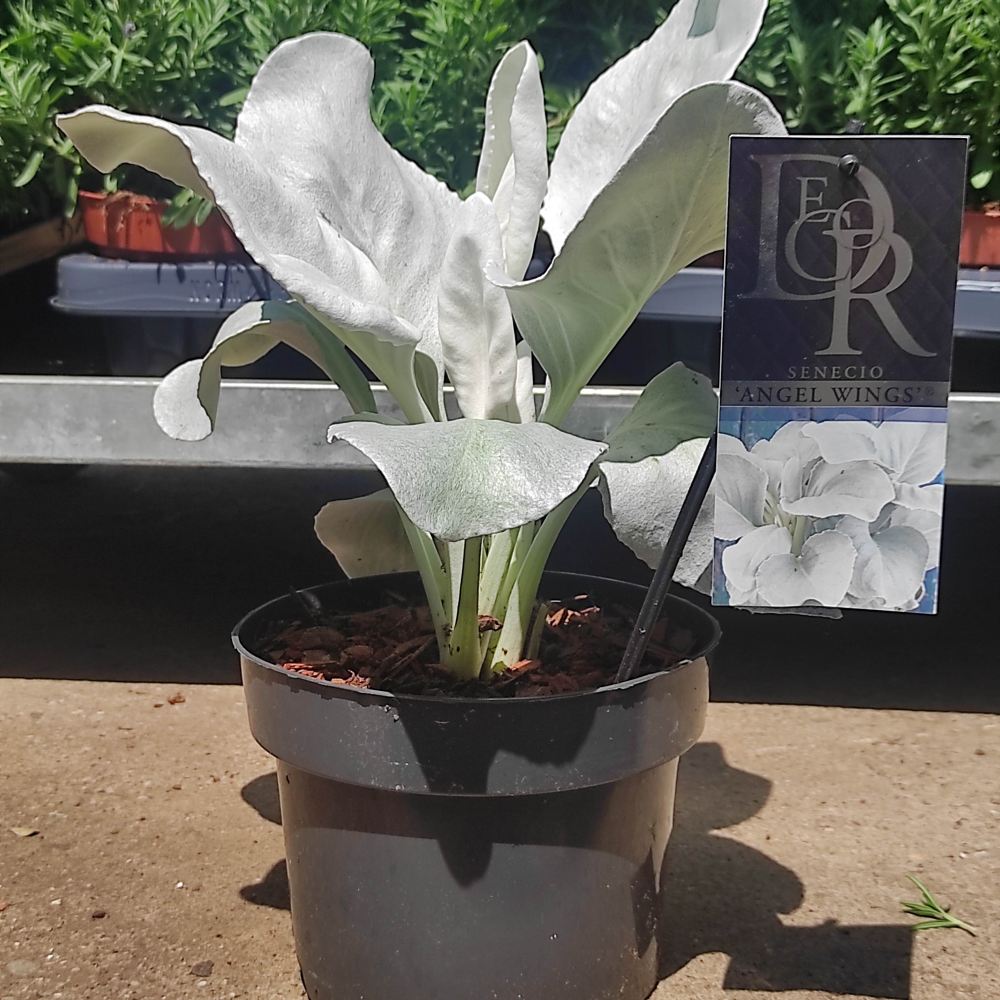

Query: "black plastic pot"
<box><xmin>234</xmin><ymin>571</ymin><xmax>720</xmax><ymax>1000</ymax></box>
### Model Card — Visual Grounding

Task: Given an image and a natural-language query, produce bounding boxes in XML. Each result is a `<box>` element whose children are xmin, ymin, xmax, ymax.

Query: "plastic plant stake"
<box><xmin>617</xmin><ymin>432</ymin><xmax>718</xmax><ymax>683</ymax></box>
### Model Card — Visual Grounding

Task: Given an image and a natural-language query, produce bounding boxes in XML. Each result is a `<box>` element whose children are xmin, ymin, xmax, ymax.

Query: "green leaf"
<box><xmin>219</xmin><ymin>86</ymin><xmax>248</xmax><ymax>108</ymax></box>
<box><xmin>12</xmin><ymin>148</ymin><xmax>44</xmax><ymax>187</ymax></box>
<box><xmin>602</xmin><ymin>363</ymin><xmax>717</xmax><ymax>463</ymax></box>
<box><xmin>193</xmin><ymin>196</ymin><xmax>213</xmax><ymax>226</ymax></box>
<box><xmin>911</xmin><ymin>919</ymin><xmax>957</xmax><ymax>931</ymax></box>
<box><xmin>63</xmin><ymin>170</ymin><xmax>79</xmax><ymax>217</ymax></box>
<box><xmin>970</xmin><ymin>169</ymin><xmax>993</xmax><ymax>190</ymax></box>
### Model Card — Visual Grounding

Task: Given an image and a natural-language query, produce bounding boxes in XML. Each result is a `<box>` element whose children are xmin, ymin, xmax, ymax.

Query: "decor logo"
<box><xmin>747</xmin><ymin>154</ymin><xmax>933</xmax><ymax>358</ymax></box>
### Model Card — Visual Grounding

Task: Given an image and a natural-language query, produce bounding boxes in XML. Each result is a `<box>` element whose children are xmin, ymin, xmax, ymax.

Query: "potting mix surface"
<box><xmin>259</xmin><ymin>595</ymin><xmax>692</xmax><ymax>697</ymax></box>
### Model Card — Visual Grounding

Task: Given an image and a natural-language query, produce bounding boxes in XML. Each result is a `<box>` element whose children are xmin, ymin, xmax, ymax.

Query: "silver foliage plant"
<box><xmin>58</xmin><ymin>0</ymin><xmax>786</xmax><ymax>679</ymax></box>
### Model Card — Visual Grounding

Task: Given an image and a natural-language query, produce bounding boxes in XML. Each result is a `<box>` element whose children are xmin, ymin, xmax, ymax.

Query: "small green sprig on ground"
<box><xmin>902</xmin><ymin>875</ymin><xmax>977</xmax><ymax>936</ymax></box>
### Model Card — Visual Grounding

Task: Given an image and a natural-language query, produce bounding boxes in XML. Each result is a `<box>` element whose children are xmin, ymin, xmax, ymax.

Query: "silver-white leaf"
<box><xmin>153</xmin><ymin>299</ymin><xmax>373</xmax><ymax>441</ymax></box>
<box><xmin>328</xmin><ymin>418</ymin><xmax>606</xmax><ymax>541</ymax></box>
<box><xmin>495</xmin><ymin>83</ymin><xmax>785</xmax><ymax>424</ymax></box>
<box><xmin>314</xmin><ymin>489</ymin><xmax>416</xmax><ymax>578</ymax></box>
<box><xmin>543</xmin><ymin>0</ymin><xmax>767</xmax><ymax>249</ymax></box>
<box><xmin>437</xmin><ymin>193</ymin><xmax>518</xmax><ymax>420</ymax></box>
<box><xmin>477</xmin><ymin>41</ymin><xmax>548</xmax><ymax>280</ymax></box>
<box><xmin>58</xmin><ymin>34</ymin><xmax>458</xmax><ymax>419</ymax></box>
<box><xmin>598</xmin><ymin>437</ymin><xmax>714</xmax><ymax>589</ymax></box>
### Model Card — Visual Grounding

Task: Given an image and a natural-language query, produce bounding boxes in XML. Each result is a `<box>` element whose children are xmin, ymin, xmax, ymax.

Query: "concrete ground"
<box><xmin>2</xmin><ymin>466</ymin><xmax>998</xmax><ymax>1000</ymax></box>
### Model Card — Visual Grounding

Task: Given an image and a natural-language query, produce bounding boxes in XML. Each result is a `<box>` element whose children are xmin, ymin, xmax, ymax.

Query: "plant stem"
<box><xmin>524</xmin><ymin>600</ymin><xmax>551</xmax><ymax>661</ymax></box>
<box><xmin>437</xmin><ymin>538</ymin><xmax>464</xmax><ymax>622</ymax></box>
<box><xmin>791</xmin><ymin>514</ymin><xmax>808</xmax><ymax>555</ymax></box>
<box><xmin>398</xmin><ymin>508</ymin><xmax>449</xmax><ymax>656</ymax></box>
<box><xmin>488</xmin><ymin>474</ymin><xmax>595</xmax><ymax>671</ymax></box>
<box><xmin>443</xmin><ymin>535</ymin><xmax>483</xmax><ymax>680</ymax></box>
<box><xmin>479</xmin><ymin>526</ymin><xmax>519</xmax><ymax>614</ymax></box>
<box><xmin>482</xmin><ymin>523</ymin><xmax>537</xmax><ymax>667</ymax></box>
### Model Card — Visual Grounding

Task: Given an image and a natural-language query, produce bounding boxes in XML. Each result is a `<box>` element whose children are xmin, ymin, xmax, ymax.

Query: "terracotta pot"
<box><xmin>78</xmin><ymin>190</ymin><xmax>244</xmax><ymax>261</ymax></box>
<box><xmin>959</xmin><ymin>205</ymin><xmax>1000</xmax><ymax>268</ymax></box>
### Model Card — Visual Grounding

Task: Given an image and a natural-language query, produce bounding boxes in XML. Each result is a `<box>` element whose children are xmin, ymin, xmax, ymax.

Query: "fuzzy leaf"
<box><xmin>715</xmin><ymin>452</ymin><xmax>768</xmax><ymax>540</ymax></box>
<box><xmin>598</xmin><ymin>437</ymin><xmax>714</xmax><ymax>589</ymax></box>
<box><xmin>437</xmin><ymin>193</ymin><xmax>519</xmax><ymax>420</ymax></box>
<box><xmin>890</xmin><ymin>506</ymin><xmax>941</xmax><ymax>571</ymax></box>
<box><xmin>803</xmin><ymin>420</ymin><xmax>946</xmax><ymax>486</ymax></box>
<box><xmin>314</xmin><ymin>489</ymin><xmax>416</xmax><ymax>578</ymax></box>
<box><xmin>748</xmin><ymin>422</ymin><xmax>820</xmax><ymax>495</ymax></box>
<box><xmin>780</xmin><ymin>460</ymin><xmax>895</xmax><ymax>522</ymax></box>
<box><xmin>57</xmin><ymin>34</ymin><xmax>459</xmax><ymax>420</ymax></box>
<box><xmin>153</xmin><ymin>300</ymin><xmax>374</xmax><ymax>441</ymax></box>
<box><xmin>893</xmin><ymin>482</ymin><xmax>944</xmax><ymax>513</ymax></box>
<box><xmin>721</xmin><ymin>524</ymin><xmax>792</xmax><ymax>598</ymax></box>
<box><xmin>543</xmin><ymin>0</ymin><xmax>768</xmax><ymax>249</ymax></box>
<box><xmin>328</xmin><ymin>418</ymin><xmax>606</xmax><ymax>541</ymax></box>
<box><xmin>873</xmin><ymin>422</ymin><xmax>947</xmax><ymax>486</ymax></box>
<box><xmin>602</xmin><ymin>363</ymin><xmax>717</xmax><ymax>462</ymax></box>
<box><xmin>837</xmin><ymin>516</ymin><xmax>928</xmax><ymax>608</ymax></box>
<box><xmin>755</xmin><ymin>530</ymin><xmax>857</xmax><ymax>607</ymax></box>
<box><xmin>494</xmin><ymin>83</ymin><xmax>784</xmax><ymax>425</ymax></box>
<box><xmin>476</xmin><ymin>41</ymin><xmax>548</xmax><ymax>280</ymax></box>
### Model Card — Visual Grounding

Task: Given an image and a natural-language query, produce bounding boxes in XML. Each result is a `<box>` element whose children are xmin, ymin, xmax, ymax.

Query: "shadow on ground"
<box><xmin>658</xmin><ymin>743</ymin><xmax>911</xmax><ymax>998</ymax></box>
<box><xmin>237</xmin><ymin>743</ymin><xmax>911</xmax><ymax>998</ymax></box>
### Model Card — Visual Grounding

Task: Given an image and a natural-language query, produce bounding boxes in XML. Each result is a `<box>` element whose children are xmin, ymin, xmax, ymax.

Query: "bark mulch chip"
<box><xmin>258</xmin><ymin>592</ymin><xmax>694</xmax><ymax>698</ymax></box>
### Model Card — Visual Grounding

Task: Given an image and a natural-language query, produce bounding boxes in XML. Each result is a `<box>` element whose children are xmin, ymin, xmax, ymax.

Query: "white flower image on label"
<box><xmin>715</xmin><ymin>420</ymin><xmax>946</xmax><ymax>610</ymax></box>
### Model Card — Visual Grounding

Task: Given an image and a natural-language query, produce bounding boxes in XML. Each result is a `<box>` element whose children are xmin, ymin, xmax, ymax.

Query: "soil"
<box><xmin>258</xmin><ymin>593</ymin><xmax>694</xmax><ymax>697</ymax></box>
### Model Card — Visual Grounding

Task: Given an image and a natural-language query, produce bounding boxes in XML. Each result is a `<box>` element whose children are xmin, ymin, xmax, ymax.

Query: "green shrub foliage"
<box><xmin>738</xmin><ymin>0</ymin><xmax>1000</xmax><ymax>201</ymax></box>
<box><xmin>1</xmin><ymin>0</ymin><xmax>997</xmax><ymax>229</ymax></box>
<box><xmin>0</xmin><ymin>0</ymin><xmax>541</xmax><ymax>226</ymax></box>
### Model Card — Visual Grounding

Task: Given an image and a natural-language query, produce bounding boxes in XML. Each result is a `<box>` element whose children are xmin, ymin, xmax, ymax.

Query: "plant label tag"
<box><xmin>713</xmin><ymin>135</ymin><xmax>968</xmax><ymax>613</ymax></box>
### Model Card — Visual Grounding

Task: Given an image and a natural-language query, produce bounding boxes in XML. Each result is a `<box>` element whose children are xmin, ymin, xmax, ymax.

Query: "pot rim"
<box><xmin>232</xmin><ymin>570</ymin><xmax>721</xmax><ymax>708</ymax></box>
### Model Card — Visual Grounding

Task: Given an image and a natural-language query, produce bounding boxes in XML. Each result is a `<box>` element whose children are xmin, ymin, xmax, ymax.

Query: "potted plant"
<box><xmin>58</xmin><ymin>1</ymin><xmax>784</xmax><ymax>997</ymax></box>
<box><xmin>0</xmin><ymin>0</ymin><xmax>243</xmax><ymax>263</ymax></box>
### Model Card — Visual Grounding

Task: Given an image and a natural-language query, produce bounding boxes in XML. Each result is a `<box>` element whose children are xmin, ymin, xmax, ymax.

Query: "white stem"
<box><xmin>488</xmin><ymin>474</ymin><xmax>595</xmax><ymax>671</ymax></box>
<box><xmin>479</xmin><ymin>527</ymin><xmax>519</xmax><ymax>614</ymax></box>
<box><xmin>398</xmin><ymin>507</ymin><xmax>449</xmax><ymax>656</ymax></box>
<box><xmin>443</xmin><ymin>536</ymin><xmax>483</xmax><ymax>679</ymax></box>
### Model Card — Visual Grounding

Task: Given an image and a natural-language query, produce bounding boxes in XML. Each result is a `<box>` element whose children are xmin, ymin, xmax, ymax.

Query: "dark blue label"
<box><xmin>713</xmin><ymin>136</ymin><xmax>966</xmax><ymax>615</ymax></box>
<box><xmin>722</xmin><ymin>136</ymin><xmax>966</xmax><ymax>401</ymax></box>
